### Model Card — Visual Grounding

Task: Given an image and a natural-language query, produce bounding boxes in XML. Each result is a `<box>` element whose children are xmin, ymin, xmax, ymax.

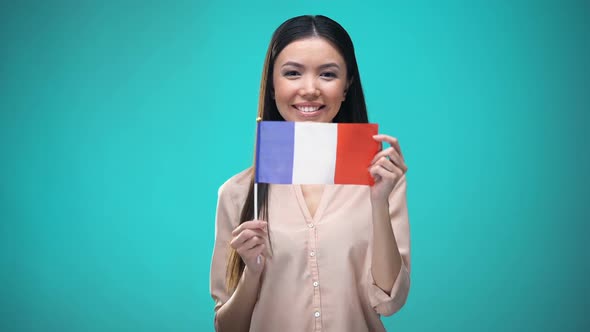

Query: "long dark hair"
<box><xmin>226</xmin><ymin>14</ymin><xmax>370</xmax><ymax>292</ymax></box>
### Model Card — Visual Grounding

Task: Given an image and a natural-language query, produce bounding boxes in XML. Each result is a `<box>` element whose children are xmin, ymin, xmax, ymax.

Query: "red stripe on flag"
<box><xmin>334</xmin><ymin>123</ymin><xmax>380</xmax><ymax>185</ymax></box>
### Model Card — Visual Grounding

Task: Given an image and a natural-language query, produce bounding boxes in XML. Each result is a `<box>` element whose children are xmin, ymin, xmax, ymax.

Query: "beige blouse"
<box><xmin>210</xmin><ymin>168</ymin><xmax>411</xmax><ymax>331</ymax></box>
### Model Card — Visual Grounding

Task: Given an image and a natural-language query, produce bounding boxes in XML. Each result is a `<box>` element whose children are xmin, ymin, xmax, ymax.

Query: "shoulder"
<box><xmin>217</xmin><ymin>167</ymin><xmax>253</xmax><ymax>204</ymax></box>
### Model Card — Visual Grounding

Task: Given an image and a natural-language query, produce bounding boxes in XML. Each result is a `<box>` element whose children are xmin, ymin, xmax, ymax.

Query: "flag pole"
<box><xmin>254</xmin><ymin>183</ymin><xmax>258</xmax><ymax>221</ymax></box>
<box><xmin>255</xmin><ymin>117</ymin><xmax>261</xmax><ymax>265</ymax></box>
<box><xmin>254</xmin><ymin>116</ymin><xmax>262</xmax><ymax>220</ymax></box>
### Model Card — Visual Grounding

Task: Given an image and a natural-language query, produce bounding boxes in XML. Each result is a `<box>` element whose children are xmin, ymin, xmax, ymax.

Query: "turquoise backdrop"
<box><xmin>1</xmin><ymin>1</ymin><xmax>589</xmax><ymax>331</ymax></box>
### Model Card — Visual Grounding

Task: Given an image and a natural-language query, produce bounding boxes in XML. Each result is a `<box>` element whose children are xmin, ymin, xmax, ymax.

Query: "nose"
<box><xmin>298</xmin><ymin>77</ymin><xmax>320</xmax><ymax>98</ymax></box>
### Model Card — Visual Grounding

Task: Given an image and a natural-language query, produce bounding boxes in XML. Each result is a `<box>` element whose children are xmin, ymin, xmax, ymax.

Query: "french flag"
<box><xmin>255</xmin><ymin>121</ymin><xmax>380</xmax><ymax>185</ymax></box>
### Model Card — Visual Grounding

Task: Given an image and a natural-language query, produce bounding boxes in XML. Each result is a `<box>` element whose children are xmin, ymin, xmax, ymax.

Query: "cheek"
<box><xmin>321</xmin><ymin>79</ymin><xmax>344</xmax><ymax>92</ymax></box>
<box><xmin>273</xmin><ymin>88</ymin><xmax>292</xmax><ymax>114</ymax></box>
<box><xmin>274</xmin><ymin>82</ymin><xmax>295</xmax><ymax>103</ymax></box>
<box><xmin>274</xmin><ymin>90</ymin><xmax>290</xmax><ymax>106</ymax></box>
<box><xmin>325</xmin><ymin>85</ymin><xmax>346</xmax><ymax>102</ymax></box>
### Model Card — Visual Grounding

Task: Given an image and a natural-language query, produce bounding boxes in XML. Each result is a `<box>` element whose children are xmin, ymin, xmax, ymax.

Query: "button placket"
<box><xmin>307</xmin><ymin>218</ymin><xmax>322</xmax><ymax>331</ymax></box>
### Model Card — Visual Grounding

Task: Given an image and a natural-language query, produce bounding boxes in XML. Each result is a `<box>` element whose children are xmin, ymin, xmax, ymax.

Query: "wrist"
<box><xmin>243</xmin><ymin>265</ymin><xmax>263</xmax><ymax>283</ymax></box>
<box><xmin>370</xmin><ymin>197</ymin><xmax>389</xmax><ymax>209</ymax></box>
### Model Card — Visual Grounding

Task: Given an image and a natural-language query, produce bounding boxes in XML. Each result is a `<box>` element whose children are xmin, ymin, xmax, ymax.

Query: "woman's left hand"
<box><xmin>369</xmin><ymin>134</ymin><xmax>408</xmax><ymax>202</ymax></box>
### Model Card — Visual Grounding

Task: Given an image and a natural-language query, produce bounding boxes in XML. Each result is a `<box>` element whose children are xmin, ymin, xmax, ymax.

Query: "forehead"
<box><xmin>275</xmin><ymin>37</ymin><xmax>345</xmax><ymax>65</ymax></box>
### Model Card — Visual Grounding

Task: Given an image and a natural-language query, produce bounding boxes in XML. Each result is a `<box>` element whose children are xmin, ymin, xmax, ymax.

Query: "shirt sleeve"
<box><xmin>209</xmin><ymin>181</ymin><xmax>241</xmax><ymax>314</ymax></box>
<box><xmin>368</xmin><ymin>174</ymin><xmax>411</xmax><ymax>316</ymax></box>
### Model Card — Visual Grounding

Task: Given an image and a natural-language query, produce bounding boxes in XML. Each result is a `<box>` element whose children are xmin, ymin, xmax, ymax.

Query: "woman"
<box><xmin>210</xmin><ymin>15</ymin><xmax>410</xmax><ymax>332</ymax></box>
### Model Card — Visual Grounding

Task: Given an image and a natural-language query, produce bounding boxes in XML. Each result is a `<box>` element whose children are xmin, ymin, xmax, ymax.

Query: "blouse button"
<box><xmin>310</xmin><ymin>251</ymin><xmax>315</xmax><ymax>257</ymax></box>
<box><xmin>313</xmin><ymin>281</ymin><xmax>319</xmax><ymax>287</ymax></box>
<box><xmin>314</xmin><ymin>311</ymin><xmax>321</xmax><ymax>318</ymax></box>
<box><xmin>308</xmin><ymin>223</ymin><xmax>314</xmax><ymax>228</ymax></box>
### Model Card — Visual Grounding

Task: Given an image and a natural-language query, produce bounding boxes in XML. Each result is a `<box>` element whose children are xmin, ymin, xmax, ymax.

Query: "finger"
<box><xmin>385</xmin><ymin>150</ymin><xmax>407</xmax><ymax>173</ymax></box>
<box><xmin>374</xmin><ymin>153</ymin><xmax>406</xmax><ymax>175</ymax></box>
<box><xmin>369</xmin><ymin>164</ymin><xmax>401</xmax><ymax>181</ymax></box>
<box><xmin>231</xmin><ymin>229</ymin><xmax>266</xmax><ymax>249</ymax></box>
<box><xmin>230</xmin><ymin>229</ymin><xmax>266</xmax><ymax>249</ymax></box>
<box><xmin>244</xmin><ymin>244</ymin><xmax>267</xmax><ymax>265</ymax></box>
<box><xmin>370</xmin><ymin>147</ymin><xmax>395</xmax><ymax>165</ymax></box>
<box><xmin>372</xmin><ymin>134</ymin><xmax>397</xmax><ymax>146</ymax></box>
<box><xmin>255</xmin><ymin>244</ymin><xmax>266</xmax><ymax>258</ymax></box>
<box><xmin>232</xmin><ymin>220</ymin><xmax>268</xmax><ymax>237</ymax></box>
<box><xmin>237</xmin><ymin>239</ymin><xmax>265</xmax><ymax>257</ymax></box>
<box><xmin>374</xmin><ymin>156</ymin><xmax>396</xmax><ymax>173</ymax></box>
<box><xmin>373</xmin><ymin>134</ymin><xmax>403</xmax><ymax>158</ymax></box>
<box><xmin>242</xmin><ymin>235</ymin><xmax>264</xmax><ymax>251</ymax></box>
<box><xmin>240</xmin><ymin>230</ymin><xmax>273</xmax><ymax>259</ymax></box>
<box><xmin>393</xmin><ymin>140</ymin><xmax>404</xmax><ymax>160</ymax></box>
<box><xmin>372</xmin><ymin>167</ymin><xmax>398</xmax><ymax>184</ymax></box>
<box><xmin>254</xmin><ymin>244</ymin><xmax>266</xmax><ymax>264</ymax></box>
<box><xmin>371</xmin><ymin>159</ymin><xmax>407</xmax><ymax>180</ymax></box>
<box><xmin>232</xmin><ymin>220</ymin><xmax>267</xmax><ymax>237</ymax></box>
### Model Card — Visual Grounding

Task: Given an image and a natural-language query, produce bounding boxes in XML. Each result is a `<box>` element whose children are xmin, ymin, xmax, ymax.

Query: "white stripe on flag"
<box><xmin>292</xmin><ymin>122</ymin><xmax>338</xmax><ymax>184</ymax></box>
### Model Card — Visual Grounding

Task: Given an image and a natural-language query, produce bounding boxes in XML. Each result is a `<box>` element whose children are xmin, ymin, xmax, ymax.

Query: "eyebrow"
<box><xmin>281</xmin><ymin>61</ymin><xmax>341</xmax><ymax>70</ymax></box>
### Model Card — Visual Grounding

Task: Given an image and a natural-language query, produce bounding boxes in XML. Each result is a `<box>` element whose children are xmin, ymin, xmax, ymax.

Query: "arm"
<box><xmin>210</xmin><ymin>182</ymin><xmax>269</xmax><ymax>331</ymax></box>
<box><xmin>368</xmin><ymin>135</ymin><xmax>411</xmax><ymax>316</ymax></box>
<box><xmin>215</xmin><ymin>267</ymin><xmax>262</xmax><ymax>332</ymax></box>
<box><xmin>369</xmin><ymin>175</ymin><xmax>411</xmax><ymax>316</ymax></box>
<box><xmin>371</xmin><ymin>191</ymin><xmax>402</xmax><ymax>294</ymax></box>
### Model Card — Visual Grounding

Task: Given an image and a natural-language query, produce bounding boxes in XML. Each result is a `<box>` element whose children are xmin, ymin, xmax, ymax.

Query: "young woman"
<box><xmin>210</xmin><ymin>15</ymin><xmax>410</xmax><ymax>332</ymax></box>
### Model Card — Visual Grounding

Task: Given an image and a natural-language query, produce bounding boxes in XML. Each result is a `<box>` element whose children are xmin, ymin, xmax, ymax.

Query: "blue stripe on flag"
<box><xmin>256</xmin><ymin>121</ymin><xmax>295</xmax><ymax>184</ymax></box>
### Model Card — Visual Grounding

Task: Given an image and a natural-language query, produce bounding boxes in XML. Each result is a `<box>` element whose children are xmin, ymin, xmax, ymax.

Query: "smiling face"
<box><xmin>272</xmin><ymin>37</ymin><xmax>349</xmax><ymax>123</ymax></box>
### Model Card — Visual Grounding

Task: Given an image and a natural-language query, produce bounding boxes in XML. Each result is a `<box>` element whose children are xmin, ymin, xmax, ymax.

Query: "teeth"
<box><xmin>297</xmin><ymin>106</ymin><xmax>320</xmax><ymax>113</ymax></box>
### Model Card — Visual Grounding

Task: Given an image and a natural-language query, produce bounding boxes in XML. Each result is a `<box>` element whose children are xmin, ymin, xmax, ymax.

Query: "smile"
<box><xmin>293</xmin><ymin>105</ymin><xmax>325</xmax><ymax>113</ymax></box>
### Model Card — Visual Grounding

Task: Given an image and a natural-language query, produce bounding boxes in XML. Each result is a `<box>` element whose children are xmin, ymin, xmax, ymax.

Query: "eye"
<box><xmin>320</xmin><ymin>72</ymin><xmax>337</xmax><ymax>79</ymax></box>
<box><xmin>283</xmin><ymin>70</ymin><xmax>300</xmax><ymax>77</ymax></box>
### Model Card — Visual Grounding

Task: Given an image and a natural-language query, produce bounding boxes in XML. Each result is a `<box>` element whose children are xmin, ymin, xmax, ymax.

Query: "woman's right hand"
<box><xmin>230</xmin><ymin>220</ymin><xmax>271</xmax><ymax>275</ymax></box>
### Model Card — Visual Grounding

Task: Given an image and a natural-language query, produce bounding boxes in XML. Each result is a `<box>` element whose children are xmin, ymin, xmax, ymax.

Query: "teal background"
<box><xmin>1</xmin><ymin>1</ymin><xmax>589</xmax><ymax>331</ymax></box>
